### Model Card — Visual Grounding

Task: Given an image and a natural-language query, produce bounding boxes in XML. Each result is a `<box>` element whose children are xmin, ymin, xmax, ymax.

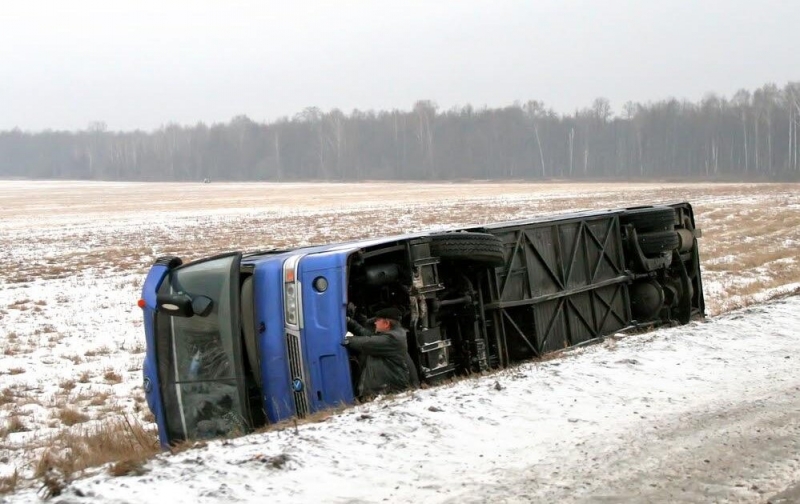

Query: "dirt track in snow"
<box><xmin>457</xmin><ymin>381</ymin><xmax>800</xmax><ymax>503</ymax></box>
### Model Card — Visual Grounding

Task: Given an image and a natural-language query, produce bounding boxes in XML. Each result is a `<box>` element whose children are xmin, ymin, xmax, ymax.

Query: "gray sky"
<box><xmin>1</xmin><ymin>0</ymin><xmax>798</xmax><ymax>132</ymax></box>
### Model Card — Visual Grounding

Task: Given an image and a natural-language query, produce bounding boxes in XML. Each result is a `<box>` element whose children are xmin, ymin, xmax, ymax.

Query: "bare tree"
<box><xmin>732</xmin><ymin>90</ymin><xmax>751</xmax><ymax>173</ymax></box>
<box><xmin>525</xmin><ymin>100</ymin><xmax>548</xmax><ymax>178</ymax></box>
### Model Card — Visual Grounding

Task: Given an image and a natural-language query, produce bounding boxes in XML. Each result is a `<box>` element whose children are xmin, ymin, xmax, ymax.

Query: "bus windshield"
<box><xmin>155</xmin><ymin>253</ymin><xmax>247</xmax><ymax>442</ymax></box>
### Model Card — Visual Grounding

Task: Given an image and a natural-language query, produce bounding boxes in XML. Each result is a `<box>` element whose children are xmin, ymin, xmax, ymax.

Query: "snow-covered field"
<box><xmin>1</xmin><ymin>180</ymin><xmax>799</xmax><ymax>502</ymax></box>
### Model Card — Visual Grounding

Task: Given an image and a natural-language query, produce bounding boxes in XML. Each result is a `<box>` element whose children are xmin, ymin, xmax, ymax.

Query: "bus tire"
<box><xmin>430</xmin><ymin>232</ymin><xmax>505</xmax><ymax>267</ymax></box>
<box><xmin>638</xmin><ymin>230</ymin><xmax>680</xmax><ymax>257</ymax></box>
<box><xmin>620</xmin><ymin>207</ymin><xmax>676</xmax><ymax>232</ymax></box>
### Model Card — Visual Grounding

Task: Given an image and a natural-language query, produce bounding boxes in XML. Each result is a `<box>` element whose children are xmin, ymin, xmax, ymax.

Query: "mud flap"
<box><xmin>627</xmin><ymin>227</ymin><xmax>673</xmax><ymax>273</ymax></box>
<box><xmin>672</xmin><ymin>249</ymin><xmax>693</xmax><ymax>325</ymax></box>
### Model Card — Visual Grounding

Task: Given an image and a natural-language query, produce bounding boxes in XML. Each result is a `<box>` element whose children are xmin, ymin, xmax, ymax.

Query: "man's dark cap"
<box><xmin>374</xmin><ymin>307</ymin><xmax>402</xmax><ymax>321</ymax></box>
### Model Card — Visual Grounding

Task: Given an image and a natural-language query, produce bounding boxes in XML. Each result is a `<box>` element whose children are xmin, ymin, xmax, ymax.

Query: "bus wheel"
<box><xmin>637</xmin><ymin>230</ymin><xmax>680</xmax><ymax>257</ymax></box>
<box><xmin>620</xmin><ymin>207</ymin><xmax>676</xmax><ymax>232</ymax></box>
<box><xmin>430</xmin><ymin>232</ymin><xmax>505</xmax><ymax>266</ymax></box>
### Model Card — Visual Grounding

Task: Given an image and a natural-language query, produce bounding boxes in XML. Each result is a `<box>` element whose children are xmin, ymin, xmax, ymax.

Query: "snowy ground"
<box><xmin>7</xmin><ymin>296</ymin><xmax>800</xmax><ymax>504</ymax></box>
<box><xmin>1</xmin><ymin>181</ymin><xmax>799</xmax><ymax>502</ymax></box>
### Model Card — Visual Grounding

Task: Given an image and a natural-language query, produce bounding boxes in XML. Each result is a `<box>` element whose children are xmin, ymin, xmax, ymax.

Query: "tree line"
<box><xmin>2</xmin><ymin>81</ymin><xmax>799</xmax><ymax>182</ymax></box>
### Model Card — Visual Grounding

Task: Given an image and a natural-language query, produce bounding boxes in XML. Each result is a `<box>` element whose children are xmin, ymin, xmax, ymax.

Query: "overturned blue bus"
<box><xmin>140</xmin><ymin>203</ymin><xmax>704</xmax><ymax>447</ymax></box>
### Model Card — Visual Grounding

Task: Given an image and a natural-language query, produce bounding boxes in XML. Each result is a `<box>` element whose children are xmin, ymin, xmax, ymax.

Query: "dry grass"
<box><xmin>89</xmin><ymin>392</ymin><xmax>111</xmax><ymax>407</ymax></box>
<box><xmin>8</xmin><ymin>299</ymin><xmax>31</xmax><ymax>309</ymax></box>
<box><xmin>55</xmin><ymin>407</ymin><xmax>90</xmax><ymax>427</ymax></box>
<box><xmin>3</xmin><ymin>346</ymin><xmax>19</xmax><ymax>356</ymax></box>
<box><xmin>0</xmin><ymin>183</ymin><xmax>729</xmax><ymax>283</ymax></box>
<box><xmin>0</xmin><ymin>387</ymin><xmax>19</xmax><ymax>406</ymax></box>
<box><xmin>32</xmin><ymin>417</ymin><xmax>157</xmax><ymax>473</ymax></box>
<box><xmin>73</xmin><ymin>390</ymin><xmax>99</xmax><ymax>403</ymax></box>
<box><xmin>694</xmin><ymin>194</ymin><xmax>800</xmax><ymax>314</ymax></box>
<box><xmin>63</xmin><ymin>354</ymin><xmax>83</xmax><ymax>365</ymax></box>
<box><xmin>1</xmin><ymin>415</ymin><xmax>29</xmax><ymax>438</ymax></box>
<box><xmin>108</xmin><ymin>458</ymin><xmax>149</xmax><ymax>477</ymax></box>
<box><xmin>5</xmin><ymin>182</ymin><xmax>798</xmax><ymax>313</ymax></box>
<box><xmin>103</xmin><ymin>369</ymin><xmax>123</xmax><ymax>384</ymax></box>
<box><xmin>252</xmin><ymin>402</ymin><xmax>352</xmax><ymax>437</ymax></box>
<box><xmin>124</xmin><ymin>340</ymin><xmax>146</xmax><ymax>354</ymax></box>
<box><xmin>58</xmin><ymin>379</ymin><xmax>76</xmax><ymax>392</ymax></box>
<box><xmin>98</xmin><ymin>400</ymin><xmax>126</xmax><ymax>416</ymax></box>
<box><xmin>38</xmin><ymin>324</ymin><xmax>58</xmax><ymax>335</ymax></box>
<box><xmin>84</xmin><ymin>347</ymin><xmax>113</xmax><ymax>357</ymax></box>
<box><xmin>0</xmin><ymin>470</ymin><xmax>18</xmax><ymax>495</ymax></box>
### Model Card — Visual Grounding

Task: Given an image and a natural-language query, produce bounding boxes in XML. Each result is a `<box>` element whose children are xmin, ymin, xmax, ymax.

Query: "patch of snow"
<box><xmin>5</xmin><ymin>296</ymin><xmax>800</xmax><ymax>503</ymax></box>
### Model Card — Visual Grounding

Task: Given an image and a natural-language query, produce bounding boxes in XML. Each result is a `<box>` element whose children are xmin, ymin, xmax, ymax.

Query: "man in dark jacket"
<box><xmin>344</xmin><ymin>307</ymin><xmax>420</xmax><ymax>398</ymax></box>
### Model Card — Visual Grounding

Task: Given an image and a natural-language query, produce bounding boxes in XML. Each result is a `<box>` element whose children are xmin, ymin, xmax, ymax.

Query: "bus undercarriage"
<box><xmin>345</xmin><ymin>203</ymin><xmax>703</xmax><ymax>384</ymax></box>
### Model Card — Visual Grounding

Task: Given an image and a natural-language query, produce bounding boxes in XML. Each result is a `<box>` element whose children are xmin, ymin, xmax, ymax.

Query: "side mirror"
<box><xmin>191</xmin><ymin>295</ymin><xmax>213</xmax><ymax>317</ymax></box>
<box><xmin>157</xmin><ymin>293</ymin><xmax>213</xmax><ymax>317</ymax></box>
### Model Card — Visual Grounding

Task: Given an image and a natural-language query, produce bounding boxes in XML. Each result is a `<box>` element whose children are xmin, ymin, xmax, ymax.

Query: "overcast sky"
<box><xmin>1</xmin><ymin>0</ymin><xmax>798</xmax><ymax>132</ymax></box>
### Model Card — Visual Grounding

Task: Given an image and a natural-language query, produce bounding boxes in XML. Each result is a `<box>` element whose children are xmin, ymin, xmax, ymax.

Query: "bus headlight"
<box><xmin>283</xmin><ymin>255</ymin><xmax>303</xmax><ymax>328</ymax></box>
